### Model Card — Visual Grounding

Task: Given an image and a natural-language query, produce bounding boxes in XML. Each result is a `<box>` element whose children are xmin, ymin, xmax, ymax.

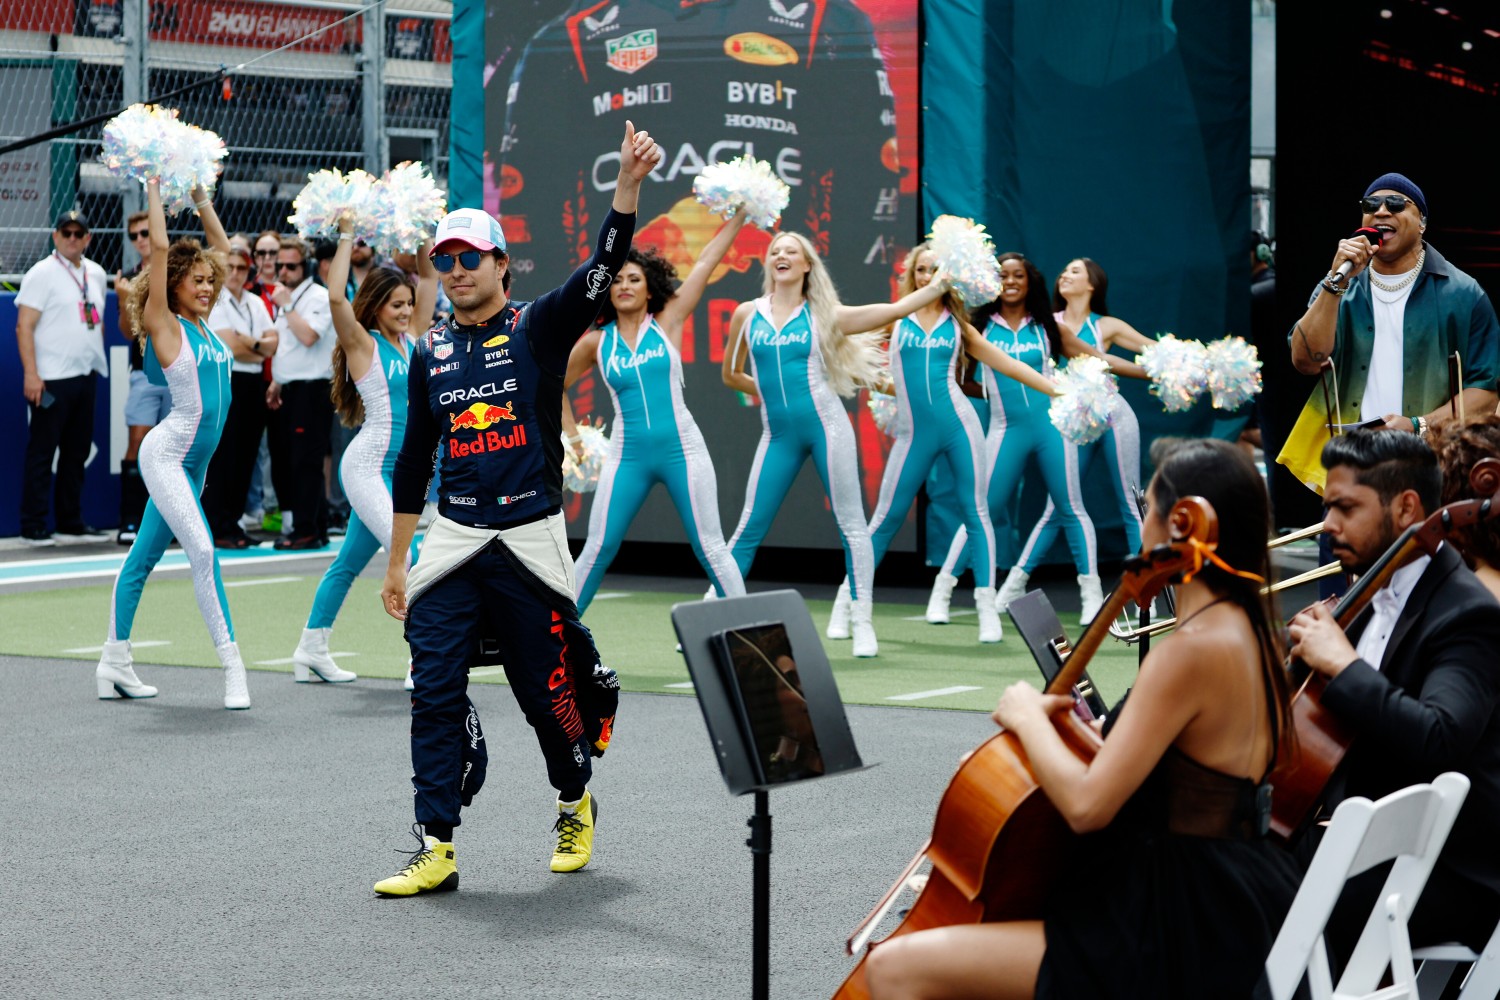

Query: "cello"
<box><xmin>831</xmin><ymin>497</ymin><xmax>1219</xmax><ymax>1000</ymax></box>
<box><xmin>1267</xmin><ymin>456</ymin><xmax>1500</xmax><ymax>841</ymax></box>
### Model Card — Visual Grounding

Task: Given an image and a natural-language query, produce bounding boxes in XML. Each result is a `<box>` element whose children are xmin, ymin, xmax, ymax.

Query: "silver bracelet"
<box><xmin>195</xmin><ymin>199</ymin><xmax>211</xmax><ymax>210</ymax></box>
<box><xmin>1321</xmin><ymin>272</ymin><xmax>1348</xmax><ymax>296</ymax></box>
<box><xmin>338</xmin><ymin>234</ymin><xmax>355</xmax><ymax>243</ymax></box>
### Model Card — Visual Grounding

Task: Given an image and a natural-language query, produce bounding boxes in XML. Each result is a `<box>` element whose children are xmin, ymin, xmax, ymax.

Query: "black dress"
<box><xmin>1035</xmin><ymin>695</ymin><xmax>1301</xmax><ymax>999</ymax></box>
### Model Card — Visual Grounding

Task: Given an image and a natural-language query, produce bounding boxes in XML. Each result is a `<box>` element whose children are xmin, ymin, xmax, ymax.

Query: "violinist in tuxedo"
<box><xmin>1288</xmin><ymin>429</ymin><xmax>1500</xmax><ymax>955</ymax></box>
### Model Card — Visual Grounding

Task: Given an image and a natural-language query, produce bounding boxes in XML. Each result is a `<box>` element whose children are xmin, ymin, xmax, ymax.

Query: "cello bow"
<box><xmin>832</xmin><ymin>498</ymin><xmax>1219</xmax><ymax>1000</ymax></box>
<box><xmin>1268</xmin><ymin>456</ymin><xmax>1500</xmax><ymax>842</ymax></box>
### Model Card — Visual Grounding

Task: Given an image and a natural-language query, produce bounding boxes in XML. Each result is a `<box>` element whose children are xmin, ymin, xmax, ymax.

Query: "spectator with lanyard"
<box><xmin>14</xmin><ymin>210</ymin><xmax>109</xmax><ymax>545</ymax></box>
<box><xmin>371</xmin><ymin>122</ymin><xmax>661</xmax><ymax>897</ymax></box>
<box><xmin>266</xmin><ymin>236</ymin><xmax>335</xmax><ymax>549</ymax></box>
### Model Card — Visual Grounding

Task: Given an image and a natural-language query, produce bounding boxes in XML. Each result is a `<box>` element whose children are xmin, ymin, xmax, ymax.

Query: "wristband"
<box><xmin>1413</xmin><ymin>416</ymin><xmax>1428</xmax><ymax>437</ymax></box>
<box><xmin>195</xmin><ymin>199</ymin><xmax>211</xmax><ymax>210</ymax></box>
<box><xmin>338</xmin><ymin>234</ymin><xmax>355</xmax><ymax>243</ymax></box>
<box><xmin>1322</xmin><ymin>272</ymin><xmax>1348</xmax><ymax>296</ymax></box>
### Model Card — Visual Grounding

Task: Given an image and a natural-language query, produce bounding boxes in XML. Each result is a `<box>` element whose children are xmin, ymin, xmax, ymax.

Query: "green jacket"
<box><xmin>1296</xmin><ymin>242</ymin><xmax>1499</xmax><ymax>422</ymax></box>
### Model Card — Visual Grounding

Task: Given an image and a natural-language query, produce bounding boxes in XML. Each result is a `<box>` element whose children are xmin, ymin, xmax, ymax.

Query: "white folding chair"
<box><xmin>1414</xmin><ymin>919</ymin><xmax>1500</xmax><ymax>1000</ymax></box>
<box><xmin>1265</xmin><ymin>772</ymin><xmax>1471</xmax><ymax>1000</ymax></box>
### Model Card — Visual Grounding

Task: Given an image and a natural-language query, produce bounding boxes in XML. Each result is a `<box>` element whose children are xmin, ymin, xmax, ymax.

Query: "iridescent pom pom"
<box><xmin>867</xmin><ymin>391</ymin><xmax>899</xmax><ymax>436</ymax></box>
<box><xmin>369</xmin><ymin>161</ymin><xmax>447</xmax><ymax>255</ymax></box>
<box><xmin>562</xmin><ymin>422</ymin><xmax>612</xmax><ymax>494</ymax></box>
<box><xmin>287</xmin><ymin>168</ymin><xmax>378</xmax><ymax>242</ymax></box>
<box><xmin>1048</xmin><ymin>355</ymin><xmax>1119</xmax><ymax>445</ymax></box>
<box><xmin>928</xmin><ymin>215</ymin><xmax>1002</xmax><ymax>306</ymax></box>
<box><xmin>1137</xmin><ymin>334</ymin><xmax>1210</xmax><ymax>413</ymax></box>
<box><xmin>1205</xmin><ymin>336</ymin><xmax>1263</xmax><ymax>411</ymax></box>
<box><xmin>693</xmin><ymin>156</ymin><xmax>790</xmax><ymax>229</ymax></box>
<box><xmin>99</xmin><ymin>104</ymin><xmax>227</xmax><ymax>215</ymax></box>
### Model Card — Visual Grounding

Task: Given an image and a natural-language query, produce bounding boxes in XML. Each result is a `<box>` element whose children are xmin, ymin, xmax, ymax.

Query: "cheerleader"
<box><xmin>830</xmin><ymin>243</ymin><xmax>1058</xmax><ymax>644</ymax></box>
<box><xmin>290</xmin><ymin>214</ymin><xmax>437</xmax><ymax>681</ymax></box>
<box><xmin>565</xmin><ymin>210</ymin><xmax>753</xmax><ymax>611</ymax></box>
<box><xmin>723</xmin><ymin>232</ymin><xmax>948</xmax><ymax>657</ymax></box>
<box><xmin>925</xmin><ymin>253</ymin><xmax>1107</xmax><ymax>627</ymax></box>
<box><xmin>1000</xmin><ymin>258</ymin><xmax>1154</xmax><ymax>609</ymax></box>
<box><xmin>96</xmin><ymin>179</ymin><xmax>246</xmax><ymax>708</ymax></box>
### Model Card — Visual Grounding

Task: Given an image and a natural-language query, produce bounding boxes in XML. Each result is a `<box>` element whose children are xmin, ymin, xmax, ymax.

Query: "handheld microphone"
<box><xmin>1333</xmin><ymin>227</ymin><xmax>1385</xmax><ymax>282</ymax></box>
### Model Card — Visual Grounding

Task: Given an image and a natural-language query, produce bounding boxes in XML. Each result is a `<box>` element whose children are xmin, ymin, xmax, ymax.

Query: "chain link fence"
<box><xmin>0</xmin><ymin>0</ymin><xmax>452</xmax><ymax>284</ymax></box>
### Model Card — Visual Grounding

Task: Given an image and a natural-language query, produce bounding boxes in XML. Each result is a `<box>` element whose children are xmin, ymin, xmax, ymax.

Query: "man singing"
<box><xmin>373</xmin><ymin>122</ymin><xmax>661</xmax><ymax>897</ymax></box>
<box><xmin>1280</xmin><ymin>173</ymin><xmax>1498</xmax><ymax>493</ymax></box>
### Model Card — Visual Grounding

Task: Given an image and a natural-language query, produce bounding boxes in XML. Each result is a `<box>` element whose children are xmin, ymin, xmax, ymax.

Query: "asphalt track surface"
<box><xmin>0</xmin><ymin>648</ymin><xmax>991</xmax><ymax>999</ymax></box>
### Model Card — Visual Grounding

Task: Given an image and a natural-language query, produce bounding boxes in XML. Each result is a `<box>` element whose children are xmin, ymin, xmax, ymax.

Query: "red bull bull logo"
<box><xmin>636</xmin><ymin>197</ymin><xmax>773</xmax><ymax>284</ymax></box>
<box><xmin>448</xmin><ymin>401</ymin><xmax>516</xmax><ymax>432</ymax></box>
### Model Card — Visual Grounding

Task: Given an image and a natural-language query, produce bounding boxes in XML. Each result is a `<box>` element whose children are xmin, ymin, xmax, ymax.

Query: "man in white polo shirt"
<box><xmin>14</xmin><ymin>210</ymin><xmax>109</xmax><ymax>546</ymax></box>
<box><xmin>267</xmin><ymin>235</ymin><xmax>335</xmax><ymax>549</ymax></box>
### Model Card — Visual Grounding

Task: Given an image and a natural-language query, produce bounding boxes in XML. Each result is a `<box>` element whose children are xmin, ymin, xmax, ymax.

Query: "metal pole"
<box><xmin>747</xmin><ymin>791</ymin><xmax>772</xmax><ymax>1000</ymax></box>
<box><xmin>361</xmin><ymin>3</ymin><xmax>387</xmax><ymax>175</ymax></box>
<box><xmin>120</xmin><ymin>0</ymin><xmax>148</xmax><ymax>268</ymax></box>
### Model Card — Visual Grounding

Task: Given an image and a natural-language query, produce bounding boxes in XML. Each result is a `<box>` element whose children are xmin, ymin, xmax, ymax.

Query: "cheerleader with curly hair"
<box><xmin>96</xmin><ymin>179</ymin><xmax>248</xmax><ymax>708</ymax></box>
<box><xmin>564</xmin><ymin>209</ymin><xmax>754</xmax><ymax>612</ymax></box>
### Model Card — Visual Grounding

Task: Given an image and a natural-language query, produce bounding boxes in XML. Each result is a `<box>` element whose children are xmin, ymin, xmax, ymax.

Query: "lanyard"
<box><xmin>52</xmin><ymin>251</ymin><xmax>90</xmax><ymax>301</ymax></box>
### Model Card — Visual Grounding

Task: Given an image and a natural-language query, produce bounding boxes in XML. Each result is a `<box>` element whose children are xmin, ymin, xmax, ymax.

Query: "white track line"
<box><xmin>469</xmin><ymin>666</ymin><xmax>508</xmax><ymax>678</ymax></box>
<box><xmin>225</xmin><ymin>576</ymin><xmax>301</xmax><ymax>588</ymax></box>
<box><xmin>63</xmin><ymin>640</ymin><xmax>171</xmax><ymax>654</ymax></box>
<box><xmin>886</xmin><ymin>685</ymin><xmax>981</xmax><ymax>702</ymax></box>
<box><xmin>901</xmin><ymin>609</ymin><xmax>975</xmax><ymax>621</ymax></box>
<box><xmin>593</xmin><ymin>592</ymin><xmax>630</xmax><ymax>600</ymax></box>
<box><xmin>664</xmin><ymin>681</ymin><xmax>695</xmax><ymax>689</ymax></box>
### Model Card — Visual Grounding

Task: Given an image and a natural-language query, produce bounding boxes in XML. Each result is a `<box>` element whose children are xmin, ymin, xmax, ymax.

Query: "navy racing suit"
<box><xmin>392</xmin><ymin>207</ymin><xmax>634</xmax><ymax>829</ymax></box>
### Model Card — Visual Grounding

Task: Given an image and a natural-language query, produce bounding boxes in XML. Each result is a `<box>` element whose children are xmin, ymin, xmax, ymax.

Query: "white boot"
<box><xmin>996</xmin><ymin>567</ymin><xmax>1030</xmax><ymax>611</ymax></box>
<box><xmin>220</xmin><ymin>642</ymin><xmax>251</xmax><ymax>710</ymax></box>
<box><xmin>925</xmin><ymin>572</ymin><xmax>959</xmax><ymax>624</ymax></box>
<box><xmin>851</xmin><ymin>599</ymin><xmax>879</xmax><ymax>658</ymax></box>
<box><xmin>292</xmin><ymin>627</ymin><xmax>357</xmax><ymax>683</ymax></box>
<box><xmin>95</xmin><ymin>639</ymin><xmax>157</xmax><ymax>699</ymax></box>
<box><xmin>826</xmin><ymin>579</ymin><xmax>852</xmax><ymax>640</ymax></box>
<box><xmin>975</xmin><ymin>587</ymin><xmax>1004</xmax><ymax>643</ymax></box>
<box><xmin>1078</xmin><ymin>574</ymin><xmax>1105</xmax><ymax>626</ymax></box>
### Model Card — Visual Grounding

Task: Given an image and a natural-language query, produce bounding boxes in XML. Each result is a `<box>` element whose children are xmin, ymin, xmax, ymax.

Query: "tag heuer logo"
<box><xmin>434</xmin><ymin>342</ymin><xmax>454</xmax><ymax>360</ymax></box>
<box><xmin>606</xmin><ymin>29</ymin><xmax>657</xmax><ymax>74</ymax></box>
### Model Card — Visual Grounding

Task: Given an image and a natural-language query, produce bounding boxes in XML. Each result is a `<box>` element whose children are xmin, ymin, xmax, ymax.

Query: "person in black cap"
<box><xmin>13</xmin><ymin>210</ymin><xmax>110</xmax><ymax>545</ymax></box>
<box><xmin>1283</xmin><ymin>172</ymin><xmax>1498</xmax><ymax>453</ymax></box>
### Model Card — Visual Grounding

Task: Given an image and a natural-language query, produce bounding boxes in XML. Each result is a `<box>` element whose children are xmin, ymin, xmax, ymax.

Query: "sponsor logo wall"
<box><xmin>485</xmin><ymin>0</ymin><xmax>919</xmax><ymax>554</ymax></box>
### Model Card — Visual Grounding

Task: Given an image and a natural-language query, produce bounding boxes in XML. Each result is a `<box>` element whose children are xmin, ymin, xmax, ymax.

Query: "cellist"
<box><xmin>1287</xmin><ymin>429</ymin><xmax>1500</xmax><ymax>963</ymax></box>
<box><xmin>866</xmin><ymin>438</ymin><xmax>1300</xmax><ymax>1000</ymax></box>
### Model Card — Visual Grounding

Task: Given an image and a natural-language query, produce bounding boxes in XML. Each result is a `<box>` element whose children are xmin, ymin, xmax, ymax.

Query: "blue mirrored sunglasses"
<box><xmin>432</xmin><ymin>249</ymin><xmax>484</xmax><ymax>273</ymax></box>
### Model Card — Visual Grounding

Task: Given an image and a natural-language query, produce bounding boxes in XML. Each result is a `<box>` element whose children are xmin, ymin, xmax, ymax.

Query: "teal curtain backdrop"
<box><xmin>921</xmin><ymin>0</ymin><xmax>1250</xmax><ymax>568</ymax></box>
<box><xmin>447</xmin><ymin>0</ymin><xmax>484</xmax><ymax>209</ymax></box>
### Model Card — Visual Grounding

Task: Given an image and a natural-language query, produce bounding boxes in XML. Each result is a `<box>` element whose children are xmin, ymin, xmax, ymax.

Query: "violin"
<box><xmin>831</xmin><ymin>497</ymin><xmax>1219</xmax><ymax>1000</ymax></box>
<box><xmin>1268</xmin><ymin>456</ymin><xmax>1500</xmax><ymax>842</ymax></box>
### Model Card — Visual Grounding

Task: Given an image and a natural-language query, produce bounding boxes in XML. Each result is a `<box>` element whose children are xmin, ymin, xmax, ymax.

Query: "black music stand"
<box><xmin>1005</xmin><ymin>589</ymin><xmax>1109</xmax><ymax>719</ymax></box>
<box><xmin>672</xmin><ymin>590</ymin><xmax>867</xmax><ymax>1000</ymax></box>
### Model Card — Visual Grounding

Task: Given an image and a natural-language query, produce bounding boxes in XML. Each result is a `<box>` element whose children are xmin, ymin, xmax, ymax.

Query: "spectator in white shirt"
<box><xmin>200</xmin><ymin>243</ymin><xmax>278</xmax><ymax>548</ymax></box>
<box><xmin>13</xmin><ymin>210</ymin><xmax>109</xmax><ymax>545</ymax></box>
<box><xmin>267</xmin><ymin>236</ymin><xmax>335</xmax><ymax>549</ymax></box>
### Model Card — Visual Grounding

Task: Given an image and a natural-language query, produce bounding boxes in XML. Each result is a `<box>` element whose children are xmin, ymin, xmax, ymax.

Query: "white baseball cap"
<box><xmin>430</xmin><ymin>208</ymin><xmax>507</xmax><ymax>255</ymax></box>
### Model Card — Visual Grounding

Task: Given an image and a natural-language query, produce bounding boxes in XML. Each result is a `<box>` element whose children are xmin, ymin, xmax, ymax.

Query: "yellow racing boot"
<box><xmin>550</xmin><ymin>791</ymin><xmax>598</xmax><ymax>873</ymax></box>
<box><xmin>374</xmin><ymin>825</ymin><xmax>458</xmax><ymax>896</ymax></box>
